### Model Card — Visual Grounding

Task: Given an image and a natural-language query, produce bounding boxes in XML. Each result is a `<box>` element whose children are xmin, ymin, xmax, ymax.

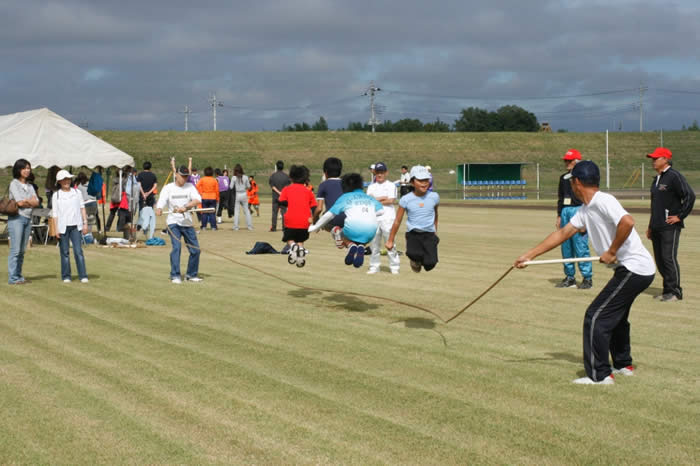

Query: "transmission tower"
<box><xmin>180</xmin><ymin>105</ymin><xmax>191</xmax><ymax>132</ymax></box>
<box><xmin>209</xmin><ymin>93</ymin><xmax>224</xmax><ymax>131</ymax></box>
<box><xmin>364</xmin><ymin>81</ymin><xmax>381</xmax><ymax>133</ymax></box>
<box><xmin>638</xmin><ymin>82</ymin><xmax>647</xmax><ymax>132</ymax></box>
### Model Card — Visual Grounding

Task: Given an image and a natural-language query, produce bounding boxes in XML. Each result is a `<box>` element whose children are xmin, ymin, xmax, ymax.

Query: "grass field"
<box><xmin>1</xmin><ymin>203</ymin><xmax>698</xmax><ymax>464</ymax></box>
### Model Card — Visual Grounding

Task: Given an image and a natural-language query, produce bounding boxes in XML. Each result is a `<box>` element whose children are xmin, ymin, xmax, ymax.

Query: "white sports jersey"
<box><xmin>570</xmin><ymin>191</ymin><xmax>655</xmax><ymax>276</ymax></box>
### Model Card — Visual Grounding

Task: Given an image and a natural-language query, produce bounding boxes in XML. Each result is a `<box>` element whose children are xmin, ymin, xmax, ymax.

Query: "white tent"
<box><xmin>0</xmin><ymin>108</ymin><xmax>134</xmax><ymax>168</ymax></box>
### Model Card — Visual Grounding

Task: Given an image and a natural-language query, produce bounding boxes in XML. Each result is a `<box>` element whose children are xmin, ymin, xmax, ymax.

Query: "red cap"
<box><xmin>647</xmin><ymin>147</ymin><xmax>672</xmax><ymax>159</ymax></box>
<box><xmin>562</xmin><ymin>149</ymin><xmax>581</xmax><ymax>161</ymax></box>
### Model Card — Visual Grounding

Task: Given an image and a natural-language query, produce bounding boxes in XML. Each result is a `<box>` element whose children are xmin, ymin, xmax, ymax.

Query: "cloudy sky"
<box><xmin>2</xmin><ymin>0</ymin><xmax>699</xmax><ymax>132</ymax></box>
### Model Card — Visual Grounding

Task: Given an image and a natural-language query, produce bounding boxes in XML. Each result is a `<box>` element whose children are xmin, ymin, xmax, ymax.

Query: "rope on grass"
<box><xmin>166</xmin><ymin>225</ymin><xmax>511</xmax><ymax>324</ymax></box>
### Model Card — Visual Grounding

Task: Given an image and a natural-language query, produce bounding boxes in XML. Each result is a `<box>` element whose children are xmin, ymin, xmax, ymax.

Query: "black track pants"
<box><xmin>405</xmin><ymin>230</ymin><xmax>439</xmax><ymax>271</ymax></box>
<box><xmin>583</xmin><ymin>266</ymin><xmax>654</xmax><ymax>381</ymax></box>
<box><xmin>650</xmin><ymin>227</ymin><xmax>683</xmax><ymax>299</ymax></box>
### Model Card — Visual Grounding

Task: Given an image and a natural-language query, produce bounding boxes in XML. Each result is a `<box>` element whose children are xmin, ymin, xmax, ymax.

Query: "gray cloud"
<box><xmin>1</xmin><ymin>0</ymin><xmax>699</xmax><ymax>131</ymax></box>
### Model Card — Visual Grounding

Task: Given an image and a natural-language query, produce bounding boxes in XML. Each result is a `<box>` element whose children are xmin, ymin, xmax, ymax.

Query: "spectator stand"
<box><xmin>457</xmin><ymin>162</ymin><xmax>529</xmax><ymax>200</ymax></box>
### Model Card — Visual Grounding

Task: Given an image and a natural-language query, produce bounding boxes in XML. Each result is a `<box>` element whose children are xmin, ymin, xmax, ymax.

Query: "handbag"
<box><xmin>0</xmin><ymin>186</ymin><xmax>19</xmax><ymax>216</ymax></box>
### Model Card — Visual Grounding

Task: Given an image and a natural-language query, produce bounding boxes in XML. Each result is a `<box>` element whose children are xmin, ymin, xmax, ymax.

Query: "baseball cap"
<box><xmin>369</xmin><ymin>164</ymin><xmax>376</xmax><ymax>170</ymax></box>
<box><xmin>564</xmin><ymin>160</ymin><xmax>600</xmax><ymax>185</ymax></box>
<box><xmin>647</xmin><ymin>147</ymin><xmax>672</xmax><ymax>159</ymax></box>
<box><xmin>177</xmin><ymin>165</ymin><xmax>190</xmax><ymax>176</ymax></box>
<box><xmin>55</xmin><ymin>169</ymin><xmax>74</xmax><ymax>182</ymax></box>
<box><xmin>563</xmin><ymin>149</ymin><xmax>582</xmax><ymax>161</ymax></box>
<box><xmin>374</xmin><ymin>162</ymin><xmax>388</xmax><ymax>172</ymax></box>
<box><xmin>409</xmin><ymin>165</ymin><xmax>431</xmax><ymax>180</ymax></box>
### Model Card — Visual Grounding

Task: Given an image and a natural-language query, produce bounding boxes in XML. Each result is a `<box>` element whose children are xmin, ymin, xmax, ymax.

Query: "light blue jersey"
<box><xmin>330</xmin><ymin>189</ymin><xmax>384</xmax><ymax>244</ymax></box>
<box><xmin>399</xmin><ymin>191</ymin><xmax>440</xmax><ymax>232</ymax></box>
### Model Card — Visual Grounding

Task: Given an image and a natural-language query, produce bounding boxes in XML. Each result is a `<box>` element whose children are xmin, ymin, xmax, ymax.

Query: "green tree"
<box><xmin>688</xmin><ymin>120</ymin><xmax>700</xmax><ymax>131</ymax></box>
<box><xmin>496</xmin><ymin>105</ymin><xmax>539</xmax><ymax>131</ymax></box>
<box><xmin>454</xmin><ymin>107</ymin><xmax>492</xmax><ymax>131</ymax></box>
<box><xmin>424</xmin><ymin>118</ymin><xmax>450</xmax><ymax>132</ymax></box>
<box><xmin>312</xmin><ymin>116</ymin><xmax>328</xmax><ymax>131</ymax></box>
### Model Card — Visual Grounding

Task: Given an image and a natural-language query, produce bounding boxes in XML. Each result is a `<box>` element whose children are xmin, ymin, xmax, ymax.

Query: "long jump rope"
<box><xmin>163</xmin><ymin>211</ymin><xmax>515</xmax><ymax>324</ymax></box>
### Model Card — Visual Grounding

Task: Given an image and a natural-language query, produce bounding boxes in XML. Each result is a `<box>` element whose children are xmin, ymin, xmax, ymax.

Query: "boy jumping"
<box><xmin>278</xmin><ymin>165</ymin><xmax>317</xmax><ymax>267</ymax></box>
<box><xmin>309</xmin><ymin>173</ymin><xmax>384</xmax><ymax>268</ymax></box>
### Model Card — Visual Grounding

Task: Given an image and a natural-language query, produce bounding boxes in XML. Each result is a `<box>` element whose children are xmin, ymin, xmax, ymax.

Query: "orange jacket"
<box><xmin>196</xmin><ymin>176</ymin><xmax>220</xmax><ymax>201</ymax></box>
<box><xmin>247</xmin><ymin>179</ymin><xmax>259</xmax><ymax>205</ymax></box>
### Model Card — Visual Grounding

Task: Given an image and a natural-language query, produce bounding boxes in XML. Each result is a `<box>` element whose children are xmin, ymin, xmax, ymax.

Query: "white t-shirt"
<box><xmin>569</xmin><ymin>191</ymin><xmax>655</xmax><ymax>276</ymax></box>
<box><xmin>366</xmin><ymin>180</ymin><xmax>396</xmax><ymax>224</ymax></box>
<box><xmin>51</xmin><ymin>188</ymin><xmax>84</xmax><ymax>234</ymax></box>
<box><xmin>156</xmin><ymin>182</ymin><xmax>202</xmax><ymax>227</ymax></box>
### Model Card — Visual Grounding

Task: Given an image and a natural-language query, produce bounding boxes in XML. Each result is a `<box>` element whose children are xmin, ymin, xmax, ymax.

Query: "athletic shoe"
<box><xmin>572</xmin><ymin>375</ymin><xmax>614</xmax><ymax>385</ymax></box>
<box><xmin>217</xmin><ymin>217</ymin><xmax>222</xmax><ymax>224</ymax></box>
<box><xmin>556</xmin><ymin>277</ymin><xmax>577</xmax><ymax>288</ymax></box>
<box><xmin>410</xmin><ymin>260</ymin><xmax>421</xmax><ymax>273</ymax></box>
<box><xmin>366</xmin><ymin>267</ymin><xmax>379</xmax><ymax>275</ymax></box>
<box><xmin>353</xmin><ymin>246</ymin><xmax>365</xmax><ymax>268</ymax></box>
<box><xmin>171</xmin><ymin>277</ymin><xmax>182</xmax><ymax>284</ymax></box>
<box><xmin>331</xmin><ymin>226</ymin><xmax>344</xmax><ymax>248</ymax></box>
<box><xmin>578</xmin><ymin>278</ymin><xmax>593</xmax><ymax>290</ymax></box>
<box><xmin>269</xmin><ymin>227</ymin><xmax>276</xmax><ymax>232</ymax></box>
<box><xmin>296</xmin><ymin>247</ymin><xmax>307</xmax><ymax>268</ymax></box>
<box><xmin>63</xmin><ymin>278</ymin><xmax>71</xmax><ymax>283</ymax></box>
<box><xmin>80</xmin><ymin>278</ymin><xmax>89</xmax><ymax>283</ymax></box>
<box><xmin>390</xmin><ymin>269</ymin><xmax>400</xmax><ymax>275</ymax></box>
<box><xmin>345</xmin><ymin>244</ymin><xmax>358</xmax><ymax>266</ymax></box>
<box><xmin>186</xmin><ymin>276</ymin><xmax>203</xmax><ymax>282</ymax></box>
<box><xmin>660</xmin><ymin>293</ymin><xmax>680</xmax><ymax>302</ymax></box>
<box><xmin>612</xmin><ymin>365</ymin><xmax>634</xmax><ymax>376</ymax></box>
<box><xmin>288</xmin><ymin>243</ymin><xmax>298</xmax><ymax>264</ymax></box>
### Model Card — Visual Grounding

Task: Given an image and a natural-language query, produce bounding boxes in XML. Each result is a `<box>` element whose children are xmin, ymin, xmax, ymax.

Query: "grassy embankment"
<box><xmin>92</xmin><ymin>130</ymin><xmax>700</xmax><ymax>198</ymax></box>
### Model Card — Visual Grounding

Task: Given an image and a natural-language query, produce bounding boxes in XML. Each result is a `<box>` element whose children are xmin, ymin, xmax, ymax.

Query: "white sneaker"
<box><xmin>390</xmin><ymin>269</ymin><xmax>400</xmax><ymax>275</ymax></box>
<box><xmin>366</xmin><ymin>268</ymin><xmax>379</xmax><ymax>274</ymax></box>
<box><xmin>572</xmin><ymin>375</ymin><xmax>614</xmax><ymax>385</ymax></box>
<box><xmin>171</xmin><ymin>277</ymin><xmax>182</xmax><ymax>284</ymax></box>
<box><xmin>612</xmin><ymin>366</ymin><xmax>634</xmax><ymax>376</ymax></box>
<box><xmin>217</xmin><ymin>217</ymin><xmax>222</xmax><ymax>224</ymax></box>
<box><xmin>296</xmin><ymin>247</ymin><xmax>307</xmax><ymax>267</ymax></box>
<box><xmin>80</xmin><ymin>278</ymin><xmax>89</xmax><ymax>283</ymax></box>
<box><xmin>63</xmin><ymin>278</ymin><xmax>71</xmax><ymax>283</ymax></box>
<box><xmin>331</xmin><ymin>226</ymin><xmax>344</xmax><ymax>248</ymax></box>
<box><xmin>186</xmin><ymin>276</ymin><xmax>203</xmax><ymax>282</ymax></box>
<box><xmin>288</xmin><ymin>243</ymin><xmax>298</xmax><ymax>264</ymax></box>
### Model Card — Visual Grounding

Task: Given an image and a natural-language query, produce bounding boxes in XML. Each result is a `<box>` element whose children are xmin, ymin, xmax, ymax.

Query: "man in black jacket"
<box><xmin>646</xmin><ymin>147</ymin><xmax>695</xmax><ymax>302</ymax></box>
<box><xmin>269</xmin><ymin>160</ymin><xmax>291</xmax><ymax>232</ymax></box>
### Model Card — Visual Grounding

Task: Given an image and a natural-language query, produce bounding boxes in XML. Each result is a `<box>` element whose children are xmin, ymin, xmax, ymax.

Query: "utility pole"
<box><xmin>180</xmin><ymin>105</ymin><xmax>191</xmax><ymax>132</ymax></box>
<box><xmin>363</xmin><ymin>81</ymin><xmax>381</xmax><ymax>133</ymax></box>
<box><xmin>209</xmin><ymin>93</ymin><xmax>223</xmax><ymax>131</ymax></box>
<box><xmin>639</xmin><ymin>82</ymin><xmax>647</xmax><ymax>132</ymax></box>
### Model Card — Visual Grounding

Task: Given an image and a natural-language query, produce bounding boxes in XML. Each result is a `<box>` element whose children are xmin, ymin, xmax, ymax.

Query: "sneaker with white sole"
<box><xmin>296</xmin><ymin>247</ymin><xmax>307</xmax><ymax>268</ymax></box>
<box><xmin>80</xmin><ymin>278</ymin><xmax>89</xmax><ymax>283</ymax></box>
<box><xmin>556</xmin><ymin>276</ymin><xmax>577</xmax><ymax>288</ymax></box>
<box><xmin>331</xmin><ymin>226</ymin><xmax>344</xmax><ymax>249</ymax></box>
<box><xmin>366</xmin><ymin>267</ymin><xmax>379</xmax><ymax>275</ymax></box>
<box><xmin>578</xmin><ymin>278</ymin><xmax>593</xmax><ymax>290</ymax></box>
<box><xmin>288</xmin><ymin>243</ymin><xmax>298</xmax><ymax>264</ymax></box>
<box><xmin>612</xmin><ymin>365</ymin><xmax>634</xmax><ymax>376</ymax></box>
<box><xmin>63</xmin><ymin>278</ymin><xmax>71</xmax><ymax>283</ymax></box>
<box><xmin>572</xmin><ymin>375</ymin><xmax>614</xmax><ymax>385</ymax></box>
<box><xmin>171</xmin><ymin>277</ymin><xmax>182</xmax><ymax>284</ymax></box>
<box><xmin>186</xmin><ymin>276</ymin><xmax>203</xmax><ymax>282</ymax></box>
<box><xmin>390</xmin><ymin>269</ymin><xmax>400</xmax><ymax>275</ymax></box>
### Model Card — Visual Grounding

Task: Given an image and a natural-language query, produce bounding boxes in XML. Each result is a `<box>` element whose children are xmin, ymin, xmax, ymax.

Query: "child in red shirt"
<box><xmin>278</xmin><ymin>165</ymin><xmax>317</xmax><ymax>267</ymax></box>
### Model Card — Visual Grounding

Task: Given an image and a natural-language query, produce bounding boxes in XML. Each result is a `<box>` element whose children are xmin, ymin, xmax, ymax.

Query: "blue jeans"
<box><xmin>560</xmin><ymin>206</ymin><xmax>592</xmax><ymax>279</ymax></box>
<box><xmin>59</xmin><ymin>225</ymin><xmax>87</xmax><ymax>280</ymax></box>
<box><xmin>7</xmin><ymin>215</ymin><xmax>32</xmax><ymax>284</ymax></box>
<box><xmin>167</xmin><ymin>224</ymin><xmax>200</xmax><ymax>279</ymax></box>
<box><xmin>201</xmin><ymin>199</ymin><xmax>217</xmax><ymax>229</ymax></box>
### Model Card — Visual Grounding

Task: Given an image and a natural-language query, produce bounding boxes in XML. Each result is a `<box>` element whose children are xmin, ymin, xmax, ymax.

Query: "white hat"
<box><xmin>56</xmin><ymin>169</ymin><xmax>74</xmax><ymax>182</ymax></box>
<box><xmin>409</xmin><ymin>165</ymin><xmax>431</xmax><ymax>180</ymax></box>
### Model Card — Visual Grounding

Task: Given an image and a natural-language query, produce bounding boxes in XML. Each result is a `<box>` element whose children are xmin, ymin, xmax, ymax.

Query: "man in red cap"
<box><xmin>646</xmin><ymin>147</ymin><xmax>695</xmax><ymax>302</ymax></box>
<box><xmin>555</xmin><ymin>149</ymin><xmax>593</xmax><ymax>289</ymax></box>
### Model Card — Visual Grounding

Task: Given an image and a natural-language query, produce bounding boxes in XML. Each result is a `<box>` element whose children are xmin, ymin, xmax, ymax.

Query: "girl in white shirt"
<box><xmin>51</xmin><ymin>170</ymin><xmax>89</xmax><ymax>283</ymax></box>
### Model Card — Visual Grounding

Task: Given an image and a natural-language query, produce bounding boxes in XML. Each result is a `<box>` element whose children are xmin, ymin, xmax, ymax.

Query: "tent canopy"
<box><xmin>0</xmin><ymin>108</ymin><xmax>134</xmax><ymax>169</ymax></box>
